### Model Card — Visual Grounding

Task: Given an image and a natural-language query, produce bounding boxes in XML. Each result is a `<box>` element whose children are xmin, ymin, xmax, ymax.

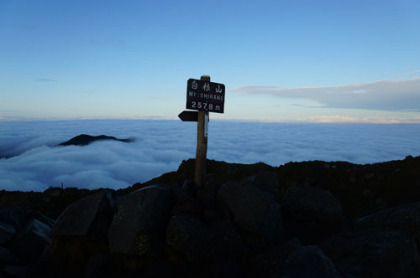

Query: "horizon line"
<box><xmin>1</xmin><ymin>116</ymin><xmax>420</xmax><ymax>124</ymax></box>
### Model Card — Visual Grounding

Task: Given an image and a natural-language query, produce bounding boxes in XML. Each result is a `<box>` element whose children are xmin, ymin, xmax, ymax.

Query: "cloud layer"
<box><xmin>233</xmin><ymin>77</ymin><xmax>420</xmax><ymax>112</ymax></box>
<box><xmin>1</xmin><ymin>120</ymin><xmax>419</xmax><ymax>191</ymax></box>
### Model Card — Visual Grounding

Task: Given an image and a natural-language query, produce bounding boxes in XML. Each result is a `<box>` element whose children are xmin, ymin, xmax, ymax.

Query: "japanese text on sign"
<box><xmin>186</xmin><ymin>79</ymin><xmax>225</xmax><ymax>113</ymax></box>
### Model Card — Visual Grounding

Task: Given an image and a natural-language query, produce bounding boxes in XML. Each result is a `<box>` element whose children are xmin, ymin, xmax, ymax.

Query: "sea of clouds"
<box><xmin>1</xmin><ymin>120</ymin><xmax>420</xmax><ymax>191</ymax></box>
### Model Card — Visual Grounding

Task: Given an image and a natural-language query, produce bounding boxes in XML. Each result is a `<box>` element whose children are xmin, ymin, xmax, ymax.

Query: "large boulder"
<box><xmin>108</xmin><ymin>184</ymin><xmax>174</xmax><ymax>257</ymax></box>
<box><xmin>247</xmin><ymin>239</ymin><xmax>302</xmax><ymax>277</ymax></box>
<box><xmin>274</xmin><ymin>245</ymin><xmax>341</xmax><ymax>278</ymax></box>
<box><xmin>209</xmin><ymin>219</ymin><xmax>246</xmax><ymax>262</ymax></box>
<box><xmin>12</xmin><ymin>218</ymin><xmax>52</xmax><ymax>263</ymax></box>
<box><xmin>281</xmin><ymin>184</ymin><xmax>343</xmax><ymax>243</ymax></box>
<box><xmin>44</xmin><ymin>190</ymin><xmax>115</xmax><ymax>276</ymax></box>
<box><xmin>0</xmin><ymin>206</ymin><xmax>26</xmax><ymax>232</ymax></box>
<box><xmin>217</xmin><ymin>181</ymin><xmax>285</xmax><ymax>249</ymax></box>
<box><xmin>354</xmin><ymin>201</ymin><xmax>420</xmax><ymax>242</ymax></box>
<box><xmin>321</xmin><ymin>227</ymin><xmax>420</xmax><ymax>278</ymax></box>
<box><xmin>0</xmin><ymin>221</ymin><xmax>15</xmax><ymax>244</ymax></box>
<box><xmin>51</xmin><ymin>190</ymin><xmax>116</xmax><ymax>240</ymax></box>
<box><xmin>2</xmin><ymin>265</ymin><xmax>27</xmax><ymax>278</ymax></box>
<box><xmin>172</xmin><ymin>188</ymin><xmax>201</xmax><ymax>218</ymax></box>
<box><xmin>281</xmin><ymin>184</ymin><xmax>342</xmax><ymax>222</ymax></box>
<box><xmin>0</xmin><ymin>205</ymin><xmax>55</xmax><ymax>266</ymax></box>
<box><xmin>243</xmin><ymin>171</ymin><xmax>279</xmax><ymax>197</ymax></box>
<box><xmin>0</xmin><ymin>206</ymin><xmax>55</xmax><ymax>278</ymax></box>
<box><xmin>167</xmin><ymin>214</ymin><xmax>244</xmax><ymax>264</ymax></box>
<box><xmin>0</xmin><ymin>246</ymin><xmax>20</xmax><ymax>265</ymax></box>
<box><xmin>166</xmin><ymin>214</ymin><xmax>215</xmax><ymax>263</ymax></box>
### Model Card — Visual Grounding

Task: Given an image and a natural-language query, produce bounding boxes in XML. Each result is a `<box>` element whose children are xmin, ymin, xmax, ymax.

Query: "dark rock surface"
<box><xmin>246</xmin><ymin>239</ymin><xmax>302</xmax><ymax>277</ymax></box>
<box><xmin>321</xmin><ymin>227</ymin><xmax>420</xmax><ymax>278</ymax></box>
<box><xmin>108</xmin><ymin>184</ymin><xmax>174</xmax><ymax>257</ymax></box>
<box><xmin>13</xmin><ymin>218</ymin><xmax>52</xmax><ymax>263</ymax></box>
<box><xmin>282</xmin><ymin>184</ymin><xmax>342</xmax><ymax>222</ymax></box>
<box><xmin>43</xmin><ymin>191</ymin><xmax>115</xmax><ymax>276</ymax></box>
<box><xmin>0</xmin><ymin>155</ymin><xmax>419</xmax><ymax>277</ymax></box>
<box><xmin>166</xmin><ymin>213</ymin><xmax>216</xmax><ymax>263</ymax></box>
<box><xmin>245</xmin><ymin>171</ymin><xmax>279</xmax><ymax>197</ymax></box>
<box><xmin>218</xmin><ymin>180</ymin><xmax>285</xmax><ymax>249</ymax></box>
<box><xmin>354</xmin><ymin>201</ymin><xmax>420</xmax><ymax>241</ymax></box>
<box><xmin>0</xmin><ymin>221</ymin><xmax>15</xmax><ymax>245</ymax></box>
<box><xmin>51</xmin><ymin>190</ymin><xmax>116</xmax><ymax>238</ymax></box>
<box><xmin>167</xmin><ymin>215</ymin><xmax>244</xmax><ymax>264</ymax></box>
<box><xmin>58</xmin><ymin>134</ymin><xmax>133</xmax><ymax>146</ymax></box>
<box><xmin>0</xmin><ymin>205</ymin><xmax>54</xmax><ymax>277</ymax></box>
<box><xmin>281</xmin><ymin>183</ymin><xmax>344</xmax><ymax>244</ymax></box>
<box><xmin>276</xmin><ymin>245</ymin><xmax>341</xmax><ymax>278</ymax></box>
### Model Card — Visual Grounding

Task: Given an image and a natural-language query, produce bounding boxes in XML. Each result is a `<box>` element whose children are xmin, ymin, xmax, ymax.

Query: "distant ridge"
<box><xmin>58</xmin><ymin>134</ymin><xmax>133</xmax><ymax>146</ymax></box>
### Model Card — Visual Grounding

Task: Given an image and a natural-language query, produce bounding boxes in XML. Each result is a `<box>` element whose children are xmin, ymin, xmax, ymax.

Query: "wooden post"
<box><xmin>195</xmin><ymin>75</ymin><xmax>210</xmax><ymax>188</ymax></box>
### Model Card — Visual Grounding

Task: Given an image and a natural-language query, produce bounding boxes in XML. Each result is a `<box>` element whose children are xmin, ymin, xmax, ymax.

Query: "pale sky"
<box><xmin>1</xmin><ymin>0</ymin><xmax>420</xmax><ymax>123</ymax></box>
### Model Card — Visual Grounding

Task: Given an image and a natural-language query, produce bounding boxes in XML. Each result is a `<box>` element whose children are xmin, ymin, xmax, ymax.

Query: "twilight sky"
<box><xmin>1</xmin><ymin>0</ymin><xmax>420</xmax><ymax>123</ymax></box>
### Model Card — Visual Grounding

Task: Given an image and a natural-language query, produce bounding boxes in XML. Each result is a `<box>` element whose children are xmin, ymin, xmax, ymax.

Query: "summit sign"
<box><xmin>180</xmin><ymin>75</ymin><xmax>225</xmax><ymax>187</ymax></box>
<box><xmin>186</xmin><ymin>78</ymin><xmax>225</xmax><ymax>113</ymax></box>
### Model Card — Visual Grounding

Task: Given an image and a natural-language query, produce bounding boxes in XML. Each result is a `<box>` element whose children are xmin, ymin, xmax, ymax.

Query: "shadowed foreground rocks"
<box><xmin>0</xmin><ymin>206</ymin><xmax>55</xmax><ymax>277</ymax></box>
<box><xmin>1</xmin><ymin>156</ymin><xmax>420</xmax><ymax>277</ymax></box>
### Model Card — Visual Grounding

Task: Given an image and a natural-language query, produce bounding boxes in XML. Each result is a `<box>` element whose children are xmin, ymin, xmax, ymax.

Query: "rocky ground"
<box><xmin>1</xmin><ymin>155</ymin><xmax>420</xmax><ymax>277</ymax></box>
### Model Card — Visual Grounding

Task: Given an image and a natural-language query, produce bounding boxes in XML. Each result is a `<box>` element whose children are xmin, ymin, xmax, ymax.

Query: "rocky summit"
<box><xmin>0</xmin><ymin>156</ymin><xmax>420</xmax><ymax>277</ymax></box>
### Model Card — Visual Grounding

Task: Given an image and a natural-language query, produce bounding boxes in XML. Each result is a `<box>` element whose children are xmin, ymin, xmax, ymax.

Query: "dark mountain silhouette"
<box><xmin>58</xmin><ymin>134</ymin><xmax>133</xmax><ymax>146</ymax></box>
